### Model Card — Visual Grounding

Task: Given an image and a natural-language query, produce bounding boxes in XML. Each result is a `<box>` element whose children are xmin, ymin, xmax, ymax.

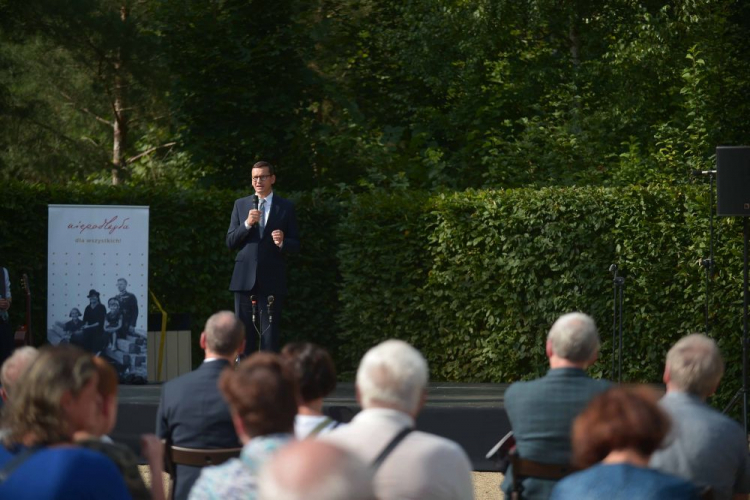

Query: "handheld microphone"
<box><xmin>252</xmin><ymin>195</ymin><xmax>259</xmax><ymax>210</ymax></box>
<box><xmin>267</xmin><ymin>295</ymin><xmax>275</xmax><ymax>324</ymax></box>
<box><xmin>251</xmin><ymin>295</ymin><xmax>257</xmax><ymax>325</ymax></box>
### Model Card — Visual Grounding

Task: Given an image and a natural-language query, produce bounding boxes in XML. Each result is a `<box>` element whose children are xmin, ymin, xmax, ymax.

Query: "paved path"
<box><xmin>139</xmin><ymin>467</ymin><xmax>505</xmax><ymax>499</ymax></box>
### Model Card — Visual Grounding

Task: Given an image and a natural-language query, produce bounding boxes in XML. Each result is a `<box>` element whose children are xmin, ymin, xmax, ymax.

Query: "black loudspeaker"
<box><xmin>717</xmin><ymin>146</ymin><xmax>750</xmax><ymax>216</ymax></box>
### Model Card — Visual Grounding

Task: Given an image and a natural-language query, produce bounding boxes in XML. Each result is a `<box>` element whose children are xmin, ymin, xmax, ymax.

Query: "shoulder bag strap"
<box><xmin>0</xmin><ymin>446</ymin><xmax>43</xmax><ymax>484</ymax></box>
<box><xmin>371</xmin><ymin>427</ymin><xmax>413</xmax><ymax>470</ymax></box>
<box><xmin>306</xmin><ymin>417</ymin><xmax>335</xmax><ymax>439</ymax></box>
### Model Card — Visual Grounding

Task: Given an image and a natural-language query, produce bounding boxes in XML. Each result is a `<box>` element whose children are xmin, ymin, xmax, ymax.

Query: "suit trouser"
<box><xmin>235</xmin><ymin>292</ymin><xmax>283</xmax><ymax>354</ymax></box>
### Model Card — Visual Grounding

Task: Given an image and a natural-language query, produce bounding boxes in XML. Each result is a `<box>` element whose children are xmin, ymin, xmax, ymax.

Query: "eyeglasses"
<box><xmin>252</xmin><ymin>175</ymin><xmax>271</xmax><ymax>183</ymax></box>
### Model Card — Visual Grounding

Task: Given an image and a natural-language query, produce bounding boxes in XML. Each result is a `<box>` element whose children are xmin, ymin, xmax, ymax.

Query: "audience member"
<box><xmin>502</xmin><ymin>312</ymin><xmax>610</xmax><ymax>500</ymax></box>
<box><xmin>0</xmin><ymin>345</ymin><xmax>130</xmax><ymax>499</ymax></box>
<box><xmin>281</xmin><ymin>342</ymin><xmax>342</xmax><ymax>438</ymax></box>
<box><xmin>0</xmin><ymin>346</ymin><xmax>39</xmax><ymax>403</ymax></box>
<box><xmin>550</xmin><ymin>386</ymin><xmax>702</xmax><ymax>500</ymax></box>
<box><xmin>156</xmin><ymin>311</ymin><xmax>246</xmax><ymax>500</ymax></box>
<box><xmin>258</xmin><ymin>440</ymin><xmax>375</xmax><ymax>500</ymax></box>
<box><xmin>324</xmin><ymin>339</ymin><xmax>474</xmax><ymax>500</ymax></box>
<box><xmin>188</xmin><ymin>352</ymin><xmax>297</xmax><ymax>500</ymax></box>
<box><xmin>650</xmin><ymin>334</ymin><xmax>750</xmax><ymax>500</ymax></box>
<box><xmin>75</xmin><ymin>356</ymin><xmax>165</xmax><ymax>500</ymax></box>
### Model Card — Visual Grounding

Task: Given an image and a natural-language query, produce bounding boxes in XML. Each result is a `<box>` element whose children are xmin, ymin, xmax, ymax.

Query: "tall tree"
<box><xmin>2</xmin><ymin>0</ymin><xmax>173</xmax><ymax>184</ymax></box>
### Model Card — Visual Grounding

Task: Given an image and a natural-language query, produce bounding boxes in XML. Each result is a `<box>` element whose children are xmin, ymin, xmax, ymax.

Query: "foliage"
<box><xmin>2</xmin><ymin>181</ymin><xmax>749</xmax><ymax>417</ymax></box>
<box><xmin>2</xmin><ymin>0</ymin><xmax>750</xmax><ymax>189</ymax></box>
<box><xmin>335</xmin><ymin>184</ymin><xmax>747</xmax><ymax>416</ymax></box>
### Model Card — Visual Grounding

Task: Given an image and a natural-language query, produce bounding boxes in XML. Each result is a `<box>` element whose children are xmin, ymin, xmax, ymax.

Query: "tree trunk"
<box><xmin>111</xmin><ymin>4</ymin><xmax>129</xmax><ymax>186</ymax></box>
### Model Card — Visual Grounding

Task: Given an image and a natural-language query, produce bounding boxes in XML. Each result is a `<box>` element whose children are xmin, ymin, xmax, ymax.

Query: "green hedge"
<box><xmin>336</xmin><ymin>186</ymin><xmax>745</xmax><ymax>414</ymax></box>
<box><xmin>0</xmin><ymin>181</ymin><xmax>746</xmax><ymax>414</ymax></box>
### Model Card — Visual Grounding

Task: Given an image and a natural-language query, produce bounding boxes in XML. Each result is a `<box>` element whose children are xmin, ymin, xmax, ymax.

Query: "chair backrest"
<box><xmin>168</xmin><ymin>446</ymin><xmax>242</xmax><ymax>467</ymax></box>
<box><xmin>162</xmin><ymin>441</ymin><xmax>242</xmax><ymax>500</ymax></box>
<box><xmin>510</xmin><ymin>451</ymin><xmax>577</xmax><ymax>500</ymax></box>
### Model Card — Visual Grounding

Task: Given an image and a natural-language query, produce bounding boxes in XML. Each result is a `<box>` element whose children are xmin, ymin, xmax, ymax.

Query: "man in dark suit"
<box><xmin>226</xmin><ymin>160</ymin><xmax>300</xmax><ymax>354</ymax></box>
<box><xmin>155</xmin><ymin>311</ymin><xmax>245</xmax><ymax>500</ymax></box>
<box><xmin>116</xmin><ymin>278</ymin><xmax>138</xmax><ymax>336</ymax></box>
<box><xmin>501</xmin><ymin>312</ymin><xmax>611</xmax><ymax>500</ymax></box>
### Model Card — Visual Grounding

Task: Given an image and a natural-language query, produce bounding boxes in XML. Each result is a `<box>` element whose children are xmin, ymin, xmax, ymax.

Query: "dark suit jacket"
<box><xmin>117</xmin><ymin>291</ymin><xmax>138</xmax><ymax>330</ymax></box>
<box><xmin>501</xmin><ymin>368</ymin><xmax>611</xmax><ymax>500</ymax></box>
<box><xmin>155</xmin><ymin>360</ymin><xmax>241</xmax><ymax>500</ymax></box>
<box><xmin>226</xmin><ymin>193</ymin><xmax>300</xmax><ymax>295</ymax></box>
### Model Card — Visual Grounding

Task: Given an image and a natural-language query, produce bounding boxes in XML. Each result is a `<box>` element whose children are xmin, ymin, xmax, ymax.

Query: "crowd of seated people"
<box><xmin>503</xmin><ymin>313</ymin><xmax>750</xmax><ymax>500</ymax></box>
<box><xmin>0</xmin><ymin>309</ymin><xmax>748</xmax><ymax>500</ymax></box>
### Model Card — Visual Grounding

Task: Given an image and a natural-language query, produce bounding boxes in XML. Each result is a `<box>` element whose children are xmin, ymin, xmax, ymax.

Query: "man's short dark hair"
<box><xmin>117</xmin><ymin>278</ymin><xmax>127</xmax><ymax>285</ymax></box>
<box><xmin>219</xmin><ymin>353</ymin><xmax>297</xmax><ymax>437</ymax></box>
<box><xmin>281</xmin><ymin>342</ymin><xmax>337</xmax><ymax>403</ymax></box>
<box><xmin>253</xmin><ymin>161</ymin><xmax>275</xmax><ymax>176</ymax></box>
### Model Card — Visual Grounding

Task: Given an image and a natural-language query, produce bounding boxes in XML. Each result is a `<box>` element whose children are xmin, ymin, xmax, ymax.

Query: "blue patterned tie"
<box><xmin>259</xmin><ymin>199</ymin><xmax>266</xmax><ymax>236</ymax></box>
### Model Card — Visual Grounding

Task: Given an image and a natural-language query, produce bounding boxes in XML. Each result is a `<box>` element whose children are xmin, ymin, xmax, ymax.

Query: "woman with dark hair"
<box><xmin>550</xmin><ymin>386</ymin><xmax>702</xmax><ymax>500</ymax></box>
<box><xmin>64</xmin><ymin>307</ymin><xmax>84</xmax><ymax>344</ymax></box>
<box><xmin>81</xmin><ymin>289</ymin><xmax>106</xmax><ymax>353</ymax></box>
<box><xmin>281</xmin><ymin>342</ymin><xmax>341</xmax><ymax>438</ymax></box>
<box><xmin>188</xmin><ymin>352</ymin><xmax>297</xmax><ymax>500</ymax></box>
<box><xmin>0</xmin><ymin>345</ymin><xmax>130</xmax><ymax>499</ymax></box>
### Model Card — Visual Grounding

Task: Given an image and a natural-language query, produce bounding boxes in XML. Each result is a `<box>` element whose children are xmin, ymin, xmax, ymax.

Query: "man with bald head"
<box><xmin>502</xmin><ymin>312</ymin><xmax>611</xmax><ymax>500</ymax></box>
<box><xmin>258</xmin><ymin>441</ymin><xmax>375</xmax><ymax>500</ymax></box>
<box><xmin>156</xmin><ymin>311</ymin><xmax>246</xmax><ymax>500</ymax></box>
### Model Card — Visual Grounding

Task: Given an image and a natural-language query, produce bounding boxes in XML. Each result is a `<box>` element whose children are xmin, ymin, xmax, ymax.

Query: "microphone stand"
<box><xmin>723</xmin><ymin>217</ymin><xmax>749</xmax><ymax>436</ymax></box>
<box><xmin>258</xmin><ymin>296</ymin><xmax>275</xmax><ymax>352</ymax></box>
<box><xmin>251</xmin><ymin>296</ymin><xmax>262</xmax><ymax>352</ymax></box>
<box><xmin>609</xmin><ymin>264</ymin><xmax>625</xmax><ymax>383</ymax></box>
<box><xmin>698</xmin><ymin>170</ymin><xmax>717</xmax><ymax>335</ymax></box>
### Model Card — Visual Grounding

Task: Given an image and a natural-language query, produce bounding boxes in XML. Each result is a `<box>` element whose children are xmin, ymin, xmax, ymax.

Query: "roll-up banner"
<box><xmin>47</xmin><ymin>205</ymin><xmax>149</xmax><ymax>383</ymax></box>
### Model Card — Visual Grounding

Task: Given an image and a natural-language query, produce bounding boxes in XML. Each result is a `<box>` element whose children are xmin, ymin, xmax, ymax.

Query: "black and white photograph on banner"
<box><xmin>46</xmin><ymin>205</ymin><xmax>149</xmax><ymax>383</ymax></box>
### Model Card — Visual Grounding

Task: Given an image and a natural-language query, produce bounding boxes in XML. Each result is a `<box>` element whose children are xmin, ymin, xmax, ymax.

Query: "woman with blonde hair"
<box><xmin>0</xmin><ymin>345</ymin><xmax>130</xmax><ymax>499</ymax></box>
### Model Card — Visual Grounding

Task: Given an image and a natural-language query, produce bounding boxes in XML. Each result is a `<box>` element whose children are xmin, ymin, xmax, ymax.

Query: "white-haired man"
<box><xmin>501</xmin><ymin>312</ymin><xmax>611</xmax><ymax>500</ymax></box>
<box><xmin>258</xmin><ymin>440</ymin><xmax>375</xmax><ymax>500</ymax></box>
<box><xmin>323</xmin><ymin>339</ymin><xmax>474</xmax><ymax>500</ymax></box>
<box><xmin>0</xmin><ymin>346</ymin><xmax>39</xmax><ymax>402</ymax></box>
<box><xmin>650</xmin><ymin>334</ymin><xmax>750</xmax><ymax>500</ymax></box>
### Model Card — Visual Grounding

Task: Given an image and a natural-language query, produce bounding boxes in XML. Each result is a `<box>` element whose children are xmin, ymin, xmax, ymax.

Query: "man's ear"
<box><xmin>199</xmin><ymin>332</ymin><xmax>207</xmax><ymax>350</ymax></box>
<box><xmin>413</xmin><ymin>390</ymin><xmax>427</xmax><ymax>417</ymax></box>
<box><xmin>663</xmin><ymin>365</ymin><xmax>670</xmax><ymax>385</ymax></box>
<box><xmin>546</xmin><ymin>339</ymin><xmax>554</xmax><ymax>359</ymax></box>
